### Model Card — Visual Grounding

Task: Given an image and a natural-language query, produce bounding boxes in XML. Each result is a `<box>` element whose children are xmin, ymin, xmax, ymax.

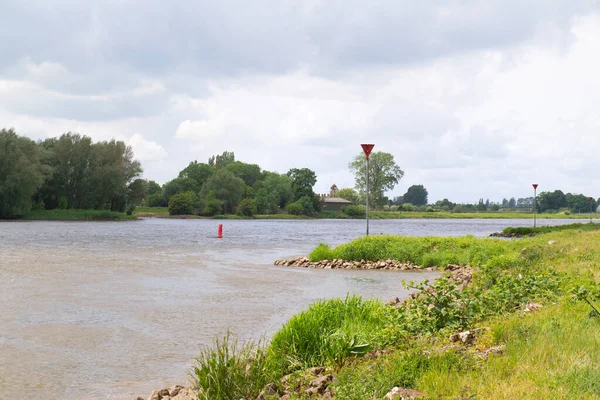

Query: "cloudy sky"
<box><xmin>1</xmin><ymin>1</ymin><xmax>599</xmax><ymax>202</ymax></box>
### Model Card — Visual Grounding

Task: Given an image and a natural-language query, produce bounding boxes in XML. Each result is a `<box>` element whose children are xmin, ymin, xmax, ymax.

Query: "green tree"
<box><xmin>237</xmin><ymin>198</ymin><xmax>257</xmax><ymax>217</ymax></box>
<box><xmin>337</xmin><ymin>188</ymin><xmax>360</xmax><ymax>204</ymax></box>
<box><xmin>201</xmin><ymin>169</ymin><xmax>245</xmax><ymax>213</ymax></box>
<box><xmin>147</xmin><ymin>180</ymin><xmax>162</xmax><ymax>196</ymax></box>
<box><xmin>349</xmin><ymin>152</ymin><xmax>404</xmax><ymax>209</ymax></box>
<box><xmin>0</xmin><ymin>129</ymin><xmax>49</xmax><ymax>218</ymax></box>
<box><xmin>179</xmin><ymin>161</ymin><xmax>213</xmax><ymax>191</ymax></box>
<box><xmin>402</xmin><ymin>185</ymin><xmax>428</xmax><ymax>206</ymax></box>
<box><xmin>225</xmin><ymin>161</ymin><xmax>262</xmax><ymax>187</ymax></box>
<box><xmin>162</xmin><ymin>177</ymin><xmax>198</xmax><ymax>204</ymax></box>
<box><xmin>168</xmin><ymin>191</ymin><xmax>199</xmax><ymax>215</ymax></box>
<box><xmin>254</xmin><ymin>172</ymin><xmax>293</xmax><ymax>212</ymax></box>
<box><xmin>208</xmin><ymin>151</ymin><xmax>235</xmax><ymax>168</ymax></box>
<box><xmin>287</xmin><ymin>168</ymin><xmax>321</xmax><ymax>212</ymax></box>
<box><xmin>128</xmin><ymin>179</ymin><xmax>148</xmax><ymax>205</ymax></box>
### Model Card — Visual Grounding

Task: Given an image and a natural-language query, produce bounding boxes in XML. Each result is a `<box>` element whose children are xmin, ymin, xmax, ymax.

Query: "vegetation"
<box><xmin>191</xmin><ymin>225</ymin><xmax>600</xmax><ymax>399</ymax></box>
<box><xmin>0</xmin><ymin>129</ymin><xmax>142</xmax><ymax>219</ymax></box>
<box><xmin>502</xmin><ymin>222</ymin><xmax>600</xmax><ymax>236</ymax></box>
<box><xmin>349</xmin><ymin>151</ymin><xmax>404</xmax><ymax>209</ymax></box>
<box><xmin>23</xmin><ymin>209</ymin><xmax>136</xmax><ymax>220</ymax></box>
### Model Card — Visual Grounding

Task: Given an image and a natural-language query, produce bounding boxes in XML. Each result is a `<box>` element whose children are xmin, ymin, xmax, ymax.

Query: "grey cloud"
<box><xmin>2</xmin><ymin>1</ymin><xmax>596</xmax><ymax>80</ymax></box>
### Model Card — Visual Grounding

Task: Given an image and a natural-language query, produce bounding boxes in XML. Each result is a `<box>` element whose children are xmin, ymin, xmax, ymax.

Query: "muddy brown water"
<box><xmin>0</xmin><ymin>218</ymin><xmax>580</xmax><ymax>399</ymax></box>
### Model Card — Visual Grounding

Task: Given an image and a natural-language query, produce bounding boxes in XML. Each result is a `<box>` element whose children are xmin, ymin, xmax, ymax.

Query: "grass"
<box><xmin>192</xmin><ymin>225</ymin><xmax>600</xmax><ymax>399</ymax></box>
<box><xmin>309</xmin><ymin>235</ymin><xmax>520</xmax><ymax>269</ymax></box>
<box><xmin>23</xmin><ymin>209</ymin><xmax>136</xmax><ymax>221</ymax></box>
<box><xmin>502</xmin><ymin>221</ymin><xmax>600</xmax><ymax>236</ymax></box>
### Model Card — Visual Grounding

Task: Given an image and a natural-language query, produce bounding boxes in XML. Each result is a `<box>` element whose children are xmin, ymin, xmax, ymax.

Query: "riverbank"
<box><xmin>170</xmin><ymin>227</ymin><xmax>600</xmax><ymax>399</ymax></box>
<box><xmin>135</xmin><ymin>206</ymin><xmax>596</xmax><ymax>220</ymax></box>
<box><xmin>21</xmin><ymin>209</ymin><xmax>137</xmax><ymax>221</ymax></box>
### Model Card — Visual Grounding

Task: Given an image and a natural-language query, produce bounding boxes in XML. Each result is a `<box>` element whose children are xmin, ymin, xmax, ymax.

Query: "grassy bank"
<box><xmin>191</xmin><ymin>227</ymin><xmax>600</xmax><ymax>399</ymax></box>
<box><xmin>501</xmin><ymin>221</ymin><xmax>600</xmax><ymax>236</ymax></box>
<box><xmin>22</xmin><ymin>209</ymin><xmax>136</xmax><ymax>221</ymax></box>
<box><xmin>135</xmin><ymin>206</ymin><xmax>596</xmax><ymax>220</ymax></box>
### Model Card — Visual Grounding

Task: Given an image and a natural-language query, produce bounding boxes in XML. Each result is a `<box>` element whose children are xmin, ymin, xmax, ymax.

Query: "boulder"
<box><xmin>305</xmin><ymin>374</ymin><xmax>333</xmax><ymax>395</ymax></box>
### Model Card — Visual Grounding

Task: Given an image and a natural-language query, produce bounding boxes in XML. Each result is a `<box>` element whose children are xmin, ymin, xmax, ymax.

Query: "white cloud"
<box><xmin>127</xmin><ymin>133</ymin><xmax>168</xmax><ymax>162</ymax></box>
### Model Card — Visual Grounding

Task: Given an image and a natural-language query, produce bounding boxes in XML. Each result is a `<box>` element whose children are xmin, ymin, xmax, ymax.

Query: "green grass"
<box><xmin>368</xmin><ymin>211</ymin><xmax>592</xmax><ymax>219</ymax></box>
<box><xmin>191</xmin><ymin>225</ymin><xmax>600</xmax><ymax>399</ymax></box>
<box><xmin>23</xmin><ymin>209</ymin><xmax>136</xmax><ymax>221</ymax></box>
<box><xmin>309</xmin><ymin>235</ymin><xmax>520</xmax><ymax>269</ymax></box>
<box><xmin>502</xmin><ymin>222</ymin><xmax>600</xmax><ymax>235</ymax></box>
<box><xmin>267</xmin><ymin>295</ymin><xmax>386</xmax><ymax>376</ymax></box>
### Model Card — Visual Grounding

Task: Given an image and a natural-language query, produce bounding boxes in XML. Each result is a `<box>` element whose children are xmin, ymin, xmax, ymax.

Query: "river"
<box><xmin>0</xmin><ymin>218</ymin><xmax>579</xmax><ymax>399</ymax></box>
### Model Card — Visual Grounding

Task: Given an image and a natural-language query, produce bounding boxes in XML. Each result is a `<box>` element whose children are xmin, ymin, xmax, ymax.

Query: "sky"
<box><xmin>1</xmin><ymin>1</ymin><xmax>599</xmax><ymax>203</ymax></box>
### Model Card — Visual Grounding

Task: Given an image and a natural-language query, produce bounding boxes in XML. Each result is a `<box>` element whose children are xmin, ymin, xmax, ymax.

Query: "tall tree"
<box><xmin>225</xmin><ymin>161</ymin><xmax>262</xmax><ymax>187</ymax></box>
<box><xmin>0</xmin><ymin>129</ymin><xmax>49</xmax><ymax>217</ymax></box>
<box><xmin>287</xmin><ymin>168</ymin><xmax>320</xmax><ymax>212</ymax></box>
<box><xmin>200</xmin><ymin>169</ymin><xmax>245</xmax><ymax>213</ymax></box>
<box><xmin>208</xmin><ymin>151</ymin><xmax>235</xmax><ymax>168</ymax></box>
<box><xmin>337</xmin><ymin>188</ymin><xmax>360</xmax><ymax>204</ymax></box>
<box><xmin>403</xmin><ymin>185</ymin><xmax>428</xmax><ymax>206</ymax></box>
<box><xmin>178</xmin><ymin>161</ymin><xmax>214</xmax><ymax>191</ymax></box>
<box><xmin>349</xmin><ymin>151</ymin><xmax>404</xmax><ymax>209</ymax></box>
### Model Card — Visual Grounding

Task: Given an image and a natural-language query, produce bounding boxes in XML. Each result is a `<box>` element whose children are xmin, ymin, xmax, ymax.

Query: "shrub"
<box><xmin>193</xmin><ymin>332</ymin><xmax>271</xmax><ymax>400</ymax></box>
<box><xmin>286</xmin><ymin>196</ymin><xmax>314</xmax><ymax>215</ymax></box>
<box><xmin>342</xmin><ymin>205</ymin><xmax>366</xmax><ymax>218</ymax></box>
<box><xmin>168</xmin><ymin>191</ymin><xmax>198</xmax><ymax>215</ymax></box>
<box><xmin>309</xmin><ymin>243</ymin><xmax>334</xmax><ymax>261</ymax></box>
<box><xmin>286</xmin><ymin>201</ymin><xmax>303</xmax><ymax>215</ymax></box>
<box><xmin>58</xmin><ymin>195</ymin><xmax>68</xmax><ymax>210</ymax></box>
<box><xmin>401</xmin><ymin>203</ymin><xmax>416</xmax><ymax>212</ymax></box>
<box><xmin>237</xmin><ymin>198</ymin><xmax>257</xmax><ymax>217</ymax></box>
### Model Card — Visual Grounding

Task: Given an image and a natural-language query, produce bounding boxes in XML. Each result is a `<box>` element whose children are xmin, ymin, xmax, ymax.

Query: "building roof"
<box><xmin>322</xmin><ymin>197</ymin><xmax>352</xmax><ymax>204</ymax></box>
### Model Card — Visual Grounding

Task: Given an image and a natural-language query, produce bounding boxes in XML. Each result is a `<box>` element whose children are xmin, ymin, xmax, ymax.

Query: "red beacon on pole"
<box><xmin>361</xmin><ymin>144</ymin><xmax>374</xmax><ymax>160</ymax></box>
<box><xmin>361</xmin><ymin>144</ymin><xmax>375</xmax><ymax>236</ymax></box>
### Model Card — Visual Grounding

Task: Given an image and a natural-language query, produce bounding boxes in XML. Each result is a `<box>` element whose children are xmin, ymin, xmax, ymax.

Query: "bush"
<box><xmin>286</xmin><ymin>196</ymin><xmax>314</xmax><ymax>216</ymax></box>
<box><xmin>168</xmin><ymin>191</ymin><xmax>198</xmax><ymax>215</ymax></box>
<box><xmin>237</xmin><ymin>198</ymin><xmax>257</xmax><ymax>217</ymax></box>
<box><xmin>426</xmin><ymin>206</ymin><xmax>434</xmax><ymax>212</ymax></box>
<box><xmin>286</xmin><ymin>201</ymin><xmax>303</xmax><ymax>215</ymax></box>
<box><xmin>401</xmin><ymin>203</ymin><xmax>416</xmax><ymax>212</ymax></box>
<box><xmin>58</xmin><ymin>195</ymin><xmax>68</xmax><ymax>210</ymax></box>
<box><xmin>193</xmin><ymin>332</ymin><xmax>271</xmax><ymax>400</ymax></box>
<box><xmin>126</xmin><ymin>205</ymin><xmax>136</xmax><ymax>216</ymax></box>
<box><xmin>342</xmin><ymin>205</ymin><xmax>366</xmax><ymax>218</ymax></box>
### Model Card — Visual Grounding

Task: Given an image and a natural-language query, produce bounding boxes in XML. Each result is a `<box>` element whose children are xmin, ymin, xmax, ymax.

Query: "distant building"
<box><xmin>321</xmin><ymin>184</ymin><xmax>352</xmax><ymax>211</ymax></box>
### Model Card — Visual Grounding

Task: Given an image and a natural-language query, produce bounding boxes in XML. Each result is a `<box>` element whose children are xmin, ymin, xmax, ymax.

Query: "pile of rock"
<box><xmin>274</xmin><ymin>257</ymin><xmax>429</xmax><ymax>271</ymax></box>
<box><xmin>135</xmin><ymin>386</ymin><xmax>197</xmax><ymax>400</ymax></box>
<box><xmin>489</xmin><ymin>231</ymin><xmax>536</xmax><ymax>238</ymax></box>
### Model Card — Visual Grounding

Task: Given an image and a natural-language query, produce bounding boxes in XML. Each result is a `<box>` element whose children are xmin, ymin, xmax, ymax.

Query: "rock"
<box><xmin>171</xmin><ymin>388</ymin><xmax>198</xmax><ymax>400</ymax></box>
<box><xmin>478</xmin><ymin>345</ymin><xmax>505</xmax><ymax>360</ymax></box>
<box><xmin>136</xmin><ymin>397</ymin><xmax>145</xmax><ymax>400</ymax></box>
<box><xmin>256</xmin><ymin>382</ymin><xmax>279</xmax><ymax>399</ymax></box>
<box><xmin>149</xmin><ymin>390</ymin><xmax>161</xmax><ymax>400</ymax></box>
<box><xmin>169</xmin><ymin>386</ymin><xmax>184</xmax><ymax>397</ymax></box>
<box><xmin>548</xmin><ymin>240</ymin><xmax>557</xmax><ymax>245</ymax></box>
<box><xmin>450</xmin><ymin>328</ymin><xmax>487</xmax><ymax>345</ymax></box>
<box><xmin>524</xmin><ymin>302</ymin><xmax>542</xmax><ymax>312</ymax></box>
<box><xmin>305</xmin><ymin>374</ymin><xmax>333</xmax><ymax>395</ymax></box>
<box><xmin>309</xmin><ymin>366</ymin><xmax>325</xmax><ymax>375</ymax></box>
<box><xmin>384</xmin><ymin>386</ymin><xmax>424</xmax><ymax>399</ymax></box>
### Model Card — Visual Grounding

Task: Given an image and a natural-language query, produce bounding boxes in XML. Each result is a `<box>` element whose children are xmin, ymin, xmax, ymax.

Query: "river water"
<box><xmin>0</xmin><ymin>218</ymin><xmax>580</xmax><ymax>399</ymax></box>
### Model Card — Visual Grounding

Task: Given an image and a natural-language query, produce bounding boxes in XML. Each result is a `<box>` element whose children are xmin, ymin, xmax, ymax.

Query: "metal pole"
<box><xmin>366</xmin><ymin>157</ymin><xmax>370</xmax><ymax>236</ymax></box>
<box><xmin>533</xmin><ymin>188</ymin><xmax>537</xmax><ymax>228</ymax></box>
<box><xmin>590</xmin><ymin>198</ymin><xmax>593</xmax><ymax>223</ymax></box>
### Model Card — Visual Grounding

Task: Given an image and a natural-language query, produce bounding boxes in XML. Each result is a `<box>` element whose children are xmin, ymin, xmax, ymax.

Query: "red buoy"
<box><xmin>217</xmin><ymin>224</ymin><xmax>223</xmax><ymax>238</ymax></box>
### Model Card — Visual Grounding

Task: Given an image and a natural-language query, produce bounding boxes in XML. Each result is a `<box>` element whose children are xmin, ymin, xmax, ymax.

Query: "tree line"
<box><xmin>1</xmin><ymin>129</ymin><xmax>142</xmax><ymax>218</ymax></box>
